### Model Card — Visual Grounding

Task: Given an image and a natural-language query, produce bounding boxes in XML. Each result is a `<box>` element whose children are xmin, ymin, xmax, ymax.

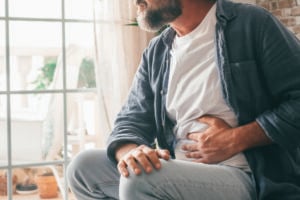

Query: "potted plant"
<box><xmin>15</xmin><ymin>168</ymin><xmax>38</xmax><ymax>195</ymax></box>
<box><xmin>35</xmin><ymin>169</ymin><xmax>58</xmax><ymax>199</ymax></box>
<box><xmin>0</xmin><ymin>171</ymin><xmax>18</xmax><ymax>196</ymax></box>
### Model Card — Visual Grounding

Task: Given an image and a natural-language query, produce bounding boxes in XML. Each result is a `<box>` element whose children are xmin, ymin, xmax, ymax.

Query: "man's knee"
<box><xmin>67</xmin><ymin>150</ymin><xmax>107</xmax><ymax>188</ymax></box>
<box><xmin>67</xmin><ymin>150</ymin><xmax>120</xmax><ymax>199</ymax></box>
<box><xmin>119</xmin><ymin>173</ymin><xmax>150</xmax><ymax>199</ymax></box>
<box><xmin>119</xmin><ymin>161</ymin><xmax>170</xmax><ymax>199</ymax></box>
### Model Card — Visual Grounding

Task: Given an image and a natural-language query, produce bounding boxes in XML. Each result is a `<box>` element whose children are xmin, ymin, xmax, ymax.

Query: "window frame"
<box><xmin>0</xmin><ymin>0</ymin><xmax>98</xmax><ymax>199</ymax></box>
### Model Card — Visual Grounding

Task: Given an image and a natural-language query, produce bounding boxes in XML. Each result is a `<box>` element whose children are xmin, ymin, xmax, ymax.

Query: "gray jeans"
<box><xmin>67</xmin><ymin>149</ymin><xmax>256</xmax><ymax>200</ymax></box>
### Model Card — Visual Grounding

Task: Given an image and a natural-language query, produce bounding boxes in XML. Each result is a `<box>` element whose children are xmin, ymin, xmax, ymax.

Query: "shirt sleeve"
<box><xmin>256</xmin><ymin>12</ymin><xmax>300</xmax><ymax>151</ymax></box>
<box><xmin>106</xmin><ymin>47</ymin><xmax>157</xmax><ymax>164</ymax></box>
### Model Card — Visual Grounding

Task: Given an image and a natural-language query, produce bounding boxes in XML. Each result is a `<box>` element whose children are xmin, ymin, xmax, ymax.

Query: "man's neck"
<box><xmin>170</xmin><ymin>0</ymin><xmax>215</xmax><ymax>37</ymax></box>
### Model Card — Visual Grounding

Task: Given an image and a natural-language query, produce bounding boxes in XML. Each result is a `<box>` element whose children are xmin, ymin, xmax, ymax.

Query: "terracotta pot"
<box><xmin>0</xmin><ymin>174</ymin><xmax>18</xmax><ymax>196</ymax></box>
<box><xmin>35</xmin><ymin>174</ymin><xmax>58</xmax><ymax>198</ymax></box>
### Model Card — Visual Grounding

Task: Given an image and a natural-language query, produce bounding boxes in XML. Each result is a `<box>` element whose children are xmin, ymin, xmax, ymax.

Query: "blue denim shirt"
<box><xmin>107</xmin><ymin>0</ymin><xmax>300</xmax><ymax>199</ymax></box>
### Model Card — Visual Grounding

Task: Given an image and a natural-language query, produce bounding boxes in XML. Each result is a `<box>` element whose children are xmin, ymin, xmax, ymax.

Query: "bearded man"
<box><xmin>67</xmin><ymin>0</ymin><xmax>300</xmax><ymax>199</ymax></box>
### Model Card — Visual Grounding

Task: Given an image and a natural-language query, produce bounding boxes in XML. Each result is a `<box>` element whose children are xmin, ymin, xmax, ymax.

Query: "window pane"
<box><xmin>67</xmin><ymin>92</ymin><xmax>100</xmax><ymax>158</ymax></box>
<box><xmin>9</xmin><ymin>22</ymin><xmax>62</xmax><ymax>91</ymax></box>
<box><xmin>9</xmin><ymin>0</ymin><xmax>61</xmax><ymax>19</ymax></box>
<box><xmin>65</xmin><ymin>23</ymin><xmax>96</xmax><ymax>89</ymax></box>
<box><xmin>0</xmin><ymin>95</ymin><xmax>7</xmax><ymax>167</ymax></box>
<box><xmin>0</xmin><ymin>21</ymin><xmax>5</xmax><ymax>91</ymax></box>
<box><xmin>0</xmin><ymin>0</ymin><xmax>4</xmax><ymax>17</ymax></box>
<box><xmin>11</xmin><ymin>94</ymin><xmax>64</xmax><ymax>164</ymax></box>
<box><xmin>65</xmin><ymin>0</ymin><xmax>94</xmax><ymax>20</ymax></box>
<box><xmin>94</xmin><ymin>0</ymin><xmax>119</xmax><ymax>21</ymax></box>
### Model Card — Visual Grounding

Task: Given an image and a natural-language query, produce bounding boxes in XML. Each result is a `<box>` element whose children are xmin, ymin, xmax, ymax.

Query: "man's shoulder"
<box><xmin>219</xmin><ymin>1</ymin><xmax>275</xmax><ymax>29</ymax></box>
<box><xmin>231</xmin><ymin>1</ymin><xmax>272</xmax><ymax>20</ymax></box>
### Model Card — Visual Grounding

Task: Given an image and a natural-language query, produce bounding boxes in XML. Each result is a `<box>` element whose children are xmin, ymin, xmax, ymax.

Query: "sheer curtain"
<box><xmin>93</xmin><ymin>0</ymin><xmax>153</xmax><ymax>146</ymax></box>
<box><xmin>43</xmin><ymin>45</ymin><xmax>88</xmax><ymax>160</ymax></box>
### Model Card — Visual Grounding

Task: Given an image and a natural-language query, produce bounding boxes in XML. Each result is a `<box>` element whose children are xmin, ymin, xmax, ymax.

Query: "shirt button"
<box><xmin>160</xmin><ymin>90</ymin><xmax>163</xmax><ymax>95</ymax></box>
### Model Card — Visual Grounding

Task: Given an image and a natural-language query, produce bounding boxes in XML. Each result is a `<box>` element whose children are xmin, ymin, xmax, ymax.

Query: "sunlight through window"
<box><xmin>1</xmin><ymin>1</ymin><xmax>101</xmax><ymax>199</ymax></box>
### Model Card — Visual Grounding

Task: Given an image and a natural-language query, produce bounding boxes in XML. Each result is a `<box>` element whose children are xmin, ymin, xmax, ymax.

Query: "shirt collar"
<box><xmin>161</xmin><ymin>0</ymin><xmax>237</xmax><ymax>46</ymax></box>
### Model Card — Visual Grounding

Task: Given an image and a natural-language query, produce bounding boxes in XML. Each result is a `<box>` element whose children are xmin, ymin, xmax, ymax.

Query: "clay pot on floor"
<box><xmin>35</xmin><ymin>172</ymin><xmax>58</xmax><ymax>199</ymax></box>
<box><xmin>0</xmin><ymin>173</ymin><xmax>18</xmax><ymax>195</ymax></box>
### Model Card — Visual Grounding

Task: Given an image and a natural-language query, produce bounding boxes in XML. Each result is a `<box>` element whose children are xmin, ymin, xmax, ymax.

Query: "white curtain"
<box><xmin>93</xmin><ymin>0</ymin><xmax>153</xmax><ymax>146</ymax></box>
<box><xmin>43</xmin><ymin>45</ymin><xmax>88</xmax><ymax>160</ymax></box>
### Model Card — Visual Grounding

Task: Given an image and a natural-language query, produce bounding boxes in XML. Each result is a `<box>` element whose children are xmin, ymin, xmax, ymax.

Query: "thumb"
<box><xmin>197</xmin><ymin>115</ymin><xmax>215</xmax><ymax>125</ymax></box>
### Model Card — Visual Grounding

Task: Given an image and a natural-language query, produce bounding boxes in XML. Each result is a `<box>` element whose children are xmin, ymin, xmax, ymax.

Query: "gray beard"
<box><xmin>137</xmin><ymin>1</ymin><xmax>182</xmax><ymax>32</ymax></box>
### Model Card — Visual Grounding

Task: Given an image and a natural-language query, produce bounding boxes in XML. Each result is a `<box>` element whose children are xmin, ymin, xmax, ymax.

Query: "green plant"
<box><xmin>32</xmin><ymin>57</ymin><xmax>96</xmax><ymax>90</ymax></box>
<box><xmin>78</xmin><ymin>58</ymin><xmax>96</xmax><ymax>88</ymax></box>
<box><xmin>32</xmin><ymin>58</ymin><xmax>57</xmax><ymax>90</ymax></box>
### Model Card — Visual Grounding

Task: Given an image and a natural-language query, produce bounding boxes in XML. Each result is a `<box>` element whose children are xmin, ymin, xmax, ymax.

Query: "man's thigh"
<box><xmin>120</xmin><ymin>159</ymin><xmax>256</xmax><ymax>200</ymax></box>
<box><xmin>67</xmin><ymin>149</ymin><xmax>120</xmax><ymax>200</ymax></box>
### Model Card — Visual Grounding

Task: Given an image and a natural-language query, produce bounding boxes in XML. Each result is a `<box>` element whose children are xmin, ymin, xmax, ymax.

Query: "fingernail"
<box><xmin>134</xmin><ymin>168</ymin><xmax>140</xmax><ymax>174</ymax></box>
<box><xmin>146</xmin><ymin>167</ymin><xmax>152</xmax><ymax>173</ymax></box>
<box><xmin>155</xmin><ymin>163</ymin><xmax>161</xmax><ymax>168</ymax></box>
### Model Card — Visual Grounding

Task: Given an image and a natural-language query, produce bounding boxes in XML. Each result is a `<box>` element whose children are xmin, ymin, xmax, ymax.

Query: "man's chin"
<box><xmin>137</xmin><ymin>19</ymin><xmax>163</xmax><ymax>33</ymax></box>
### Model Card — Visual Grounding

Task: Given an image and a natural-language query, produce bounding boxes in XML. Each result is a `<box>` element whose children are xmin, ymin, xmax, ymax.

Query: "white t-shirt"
<box><xmin>166</xmin><ymin>4</ymin><xmax>250</xmax><ymax>171</ymax></box>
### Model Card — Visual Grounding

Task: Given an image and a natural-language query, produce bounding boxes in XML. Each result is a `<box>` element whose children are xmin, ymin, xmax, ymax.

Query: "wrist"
<box><xmin>115</xmin><ymin>143</ymin><xmax>138</xmax><ymax>162</ymax></box>
<box><xmin>233</xmin><ymin>121</ymin><xmax>272</xmax><ymax>152</ymax></box>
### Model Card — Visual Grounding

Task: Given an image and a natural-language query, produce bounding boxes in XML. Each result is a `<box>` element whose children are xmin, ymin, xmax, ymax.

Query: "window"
<box><xmin>0</xmin><ymin>0</ymin><xmax>4</xmax><ymax>17</ymax></box>
<box><xmin>0</xmin><ymin>0</ymin><xmax>101</xmax><ymax>199</ymax></box>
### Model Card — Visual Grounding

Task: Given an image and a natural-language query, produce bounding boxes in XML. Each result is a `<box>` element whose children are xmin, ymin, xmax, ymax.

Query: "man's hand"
<box><xmin>182</xmin><ymin>116</ymin><xmax>238</xmax><ymax>164</ymax></box>
<box><xmin>116</xmin><ymin>144</ymin><xmax>170</xmax><ymax>177</ymax></box>
<box><xmin>181</xmin><ymin>115</ymin><xmax>272</xmax><ymax>164</ymax></box>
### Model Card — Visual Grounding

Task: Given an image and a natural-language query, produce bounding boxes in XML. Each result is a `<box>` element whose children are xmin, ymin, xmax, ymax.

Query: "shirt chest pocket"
<box><xmin>228</xmin><ymin>60</ymin><xmax>271</xmax><ymax>118</ymax></box>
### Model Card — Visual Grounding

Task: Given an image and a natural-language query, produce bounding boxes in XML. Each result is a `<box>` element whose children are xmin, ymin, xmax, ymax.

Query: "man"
<box><xmin>67</xmin><ymin>0</ymin><xmax>300</xmax><ymax>199</ymax></box>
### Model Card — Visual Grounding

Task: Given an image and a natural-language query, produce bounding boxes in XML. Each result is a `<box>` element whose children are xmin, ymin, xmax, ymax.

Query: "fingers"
<box><xmin>186</xmin><ymin>132</ymin><xmax>199</xmax><ymax>141</ymax></box>
<box><xmin>133</xmin><ymin>148</ymin><xmax>154</xmax><ymax>173</ymax></box>
<box><xmin>117</xmin><ymin>160</ymin><xmax>129</xmax><ymax>177</ymax></box>
<box><xmin>185</xmin><ymin>151</ymin><xmax>202</xmax><ymax>159</ymax></box>
<box><xmin>156</xmin><ymin>149</ymin><xmax>170</xmax><ymax>161</ymax></box>
<box><xmin>197</xmin><ymin>115</ymin><xmax>230</xmax><ymax>129</ymax></box>
<box><xmin>197</xmin><ymin>115</ymin><xmax>214</xmax><ymax>125</ymax></box>
<box><xmin>117</xmin><ymin>152</ymin><xmax>143</xmax><ymax>177</ymax></box>
<box><xmin>183</xmin><ymin>151</ymin><xmax>216</xmax><ymax>164</ymax></box>
<box><xmin>117</xmin><ymin>145</ymin><xmax>170</xmax><ymax>177</ymax></box>
<box><xmin>181</xmin><ymin>143</ymin><xmax>198</xmax><ymax>151</ymax></box>
<box><xmin>142</xmin><ymin>148</ymin><xmax>161</xmax><ymax>169</ymax></box>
